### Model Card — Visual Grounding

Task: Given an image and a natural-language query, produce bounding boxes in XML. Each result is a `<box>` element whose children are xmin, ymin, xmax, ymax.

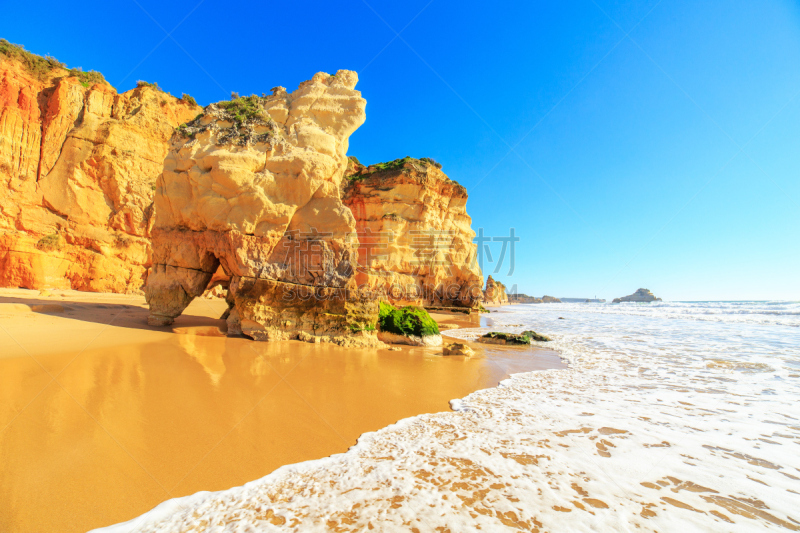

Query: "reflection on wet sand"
<box><xmin>0</xmin><ymin>289</ymin><xmax>563</xmax><ymax>533</ymax></box>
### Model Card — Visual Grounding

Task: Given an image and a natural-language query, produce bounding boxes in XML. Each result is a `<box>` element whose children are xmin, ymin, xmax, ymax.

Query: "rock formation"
<box><xmin>145</xmin><ymin>71</ymin><xmax>381</xmax><ymax>344</ymax></box>
<box><xmin>0</xmin><ymin>43</ymin><xmax>200</xmax><ymax>292</ymax></box>
<box><xmin>541</xmin><ymin>295</ymin><xmax>561</xmax><ymax>303</ymax></box>
<box><xmin>1</xmin><ymin>42</ymin><xmax>492</xmax><ymax>345</ymax></box>
<box><xmin>443</xmin><ymin>342</ymin><xmax>475</xmax><ymax>356</ymax></box>
<box><xmin>483</xmin><ymin>275</ymin><xmax>508</xmax><ymax>305</ymax></box>
<box><xmin>508</xmin><ymin>293</ymin><xmax>543</xmax><ymax>304</ymax></box>
<box><xmin>612</xmin><ymin>288</ymin><xmax>662</xmax><ymax>303</ymax></box>
<box><xmin>376</xmin><ymin>301</ymin><xmax>442</xmax><ymax>347</ymax></box>
<box><xmin>342</xmin><ymin>156</ymin><xmax>482</xmax><ymax>308</ymax></box>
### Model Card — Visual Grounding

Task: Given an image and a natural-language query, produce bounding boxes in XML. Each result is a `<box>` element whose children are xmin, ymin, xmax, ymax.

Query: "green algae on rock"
<box><xmin>378</xmin><ymin>301</ymin><xmax>440</xmax><ymax>337</ymax></box>
<box><xmin>479</xmin><ymin>330</ymin><xmax>552</xmax><ymax>345</ymax></box>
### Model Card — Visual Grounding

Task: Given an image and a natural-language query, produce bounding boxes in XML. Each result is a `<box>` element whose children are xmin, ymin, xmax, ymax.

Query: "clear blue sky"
<box><xmin>3</xmin><ymin>0</ymin><xmax>799</xmax><ymax>301</ymax></box>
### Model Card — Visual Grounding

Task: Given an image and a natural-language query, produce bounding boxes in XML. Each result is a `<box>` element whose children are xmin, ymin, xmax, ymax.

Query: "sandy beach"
<box><xmin>0</xmin><ymin>289</ymin><xmax>563</xmax><ymax>532</ymax></box>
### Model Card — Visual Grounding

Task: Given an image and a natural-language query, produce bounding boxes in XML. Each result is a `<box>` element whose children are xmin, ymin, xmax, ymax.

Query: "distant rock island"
<box><xmin>507</xmin><ymin>293</ymin><xmax>562</xmax><ymax>304</ymax></box>
<box><xmin>612</xmin><ymin>288</ymin><xmax>662</xmax><ymax>303</ymax></box>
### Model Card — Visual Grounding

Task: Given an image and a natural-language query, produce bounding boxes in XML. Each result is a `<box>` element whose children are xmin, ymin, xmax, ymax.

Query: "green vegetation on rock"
<box><xmin>1</xmin><ymin>39</ymin><xmax>63</xmax><ymax>79</ymax></box>
<box><xmin>419</xmin><ymin>157</ymin><xmax>442</xmax><ymax>169</ymax></box>
<box><xmin>481</xmin><ymin>332</ymin><xmax>531</xmax><ymax>345</ymax></box>
<box><xmin>480</xmin><ymin>330</ymin><xmax>551</xmax><ymax>344</ymax></box>
<box><xmin>521</xmin><ymin>330</ymin><xmax>551</xmax><ymax>342</ymax></box>
<box><xmin>35</xmin><ymin>233</ymin><xmax>64</xmax><ymax>253</ymax></box>
<box><xmin>378</xmin><ymin>301</ymin><xmax>440</xmax><ymax>337</ymax></box>
<box><xmin>348</xmin><ymin>323</ymin><xmax>376</xmax><ymax>333</ymax></box>
<box><xmin>1</xmin><ymin>39</ymin><xmax>106</xmax><ymax>85</ymax></box>
<box><xmin>69</xmin><ymin>68</ymin><xmax>105</xmax><ymax>87</ymax></box>
<box><xmin>136</xmin><ymin>80</ymin><xmax>163</xmax><ymax>91</ymax></box>
<box><xmin>217</xmin><ymin>95</ymin><xmax>268</xmax><ymax>125</ymax></box>
<box><xmin>345</xmin><ymin>156</ymin><xmax>445</xmax><ymax>181</ymax></box>
<box><xmin>181</xmin><ymin>93</ymin><xmax>197</xmax><ymax>106</ymax></box>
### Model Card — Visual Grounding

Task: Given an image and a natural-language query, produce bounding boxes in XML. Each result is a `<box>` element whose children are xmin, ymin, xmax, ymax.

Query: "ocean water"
<box><xmin>96</xmin><ymin>301</ymin><xmax>800</xmax><ymax>532</ymax></box>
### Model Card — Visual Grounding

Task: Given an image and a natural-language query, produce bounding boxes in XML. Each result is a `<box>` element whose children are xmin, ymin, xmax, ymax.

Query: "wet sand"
<box><xmin>0</xmin><ymin>289</ymin><xmax>563</xmax><ymax>533</ymax></box>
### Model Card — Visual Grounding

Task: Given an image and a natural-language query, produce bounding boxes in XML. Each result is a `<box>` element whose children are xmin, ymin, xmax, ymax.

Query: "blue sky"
<box><xmin>3</xmin><ymin>0</ymin><xmax>799</xmax><ymax>300</ymax></box>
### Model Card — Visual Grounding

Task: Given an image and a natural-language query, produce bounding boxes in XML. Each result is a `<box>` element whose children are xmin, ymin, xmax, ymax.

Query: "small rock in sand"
<box><xmin>443</xmin><ymin>343</ymin><xmax>475</xmax><ymax>356</ymax></box>
<box><xmin>438</xmin><ymin>323</ymin><xmax>460</xmax><ymax>330</ymax></box>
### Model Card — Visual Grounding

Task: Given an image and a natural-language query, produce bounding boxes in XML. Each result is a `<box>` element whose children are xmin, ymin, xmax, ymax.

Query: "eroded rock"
<box><xmin>342</xmin><ymin>156</ymin><xmax>483</xmax><ymax>309</ymax></box>
<box><xmin>483</xmin><ymin>275</ymin><xmax>508</xmax><ymax>305</ymax></box>
<box><xmin>0</xmin><ymin>50</ymin><xmax>200</xmax><ymax>292</ymax></box>
<box><xmin>146</xmin><ymin>71</ymin><xmax>380</xmax><ymax>342</ymax></box>
<box><xmin>443</xmin><ymin>342</ymin><xmax>475</xmax><ymax>356</ymax></box>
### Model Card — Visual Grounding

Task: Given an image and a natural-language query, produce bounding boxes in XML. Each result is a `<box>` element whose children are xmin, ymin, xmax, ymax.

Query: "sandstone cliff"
<box><xmin>612</xmin><ymin>288</ymin><xmax>661</xmax><ymax>303</ymax></box>
<box><xmin>0</xmin><ymin>42</ymin><xmax>200</xmax><ymax>292</ymax></box>
<box><xmin>342</xmin><ymin>156</ymin><xmax>483</xmax><ymax>309</ymax></box>
<box><xmin>146</xmin><ymin>71</ymin><xmax>380</xmax><ymax>344</ymax></box>
<box><xmin>483</xmin><ymin>275</ymin><xmax>508</xmax><ymax>305</ymax></box>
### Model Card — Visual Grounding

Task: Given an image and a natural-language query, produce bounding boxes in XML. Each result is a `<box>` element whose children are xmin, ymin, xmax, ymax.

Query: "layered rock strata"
<box><xmin>0</xmin><ymin>49</ymin><xmax>200</xmax><ymax>292</ymax></box>
<box><xmin>146</xmin><ymin>72</ymin><xmax>381</xmax><ymax>343</ymax></box>
<box><xmin>342</xmin><ymin>156</ymin><xmax>483</xmax><ymax>308</ymax></box>
<box><xmin>483</xmin><ymin>275</ymin><xmax>508</xmax><ymax>305</ymax></box>
<box><xmin>612</xmin><ymin>288</ymin><xmax>662</xmax><ymax>303</ymax></box>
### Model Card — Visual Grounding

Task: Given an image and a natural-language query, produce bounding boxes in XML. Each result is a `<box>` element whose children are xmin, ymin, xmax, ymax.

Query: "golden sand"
<box><xmin>0</xmin><ymin>289</ymin><xmax>563</xmax><ymax>532</ymax></box>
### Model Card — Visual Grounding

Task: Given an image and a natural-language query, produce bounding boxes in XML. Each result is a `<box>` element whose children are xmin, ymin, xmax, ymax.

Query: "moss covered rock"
<box><xmin>521</xmin><ymin>330</ymin><xmax>551</xmax><ymax>342</ymax></box>
<box><xmin>378</xmin><ymin>302</ymin><xmax>439</xmax><ymax>337</ymax></box>
<box><xmin>479</xmin><ymin>330</ymin><xmax>552</xmax><ymax>345</ymax></box>
<box><xmin>478</xmin><ymin>332</ymin><xmax>531</xmax><ymax>345</ymax></box>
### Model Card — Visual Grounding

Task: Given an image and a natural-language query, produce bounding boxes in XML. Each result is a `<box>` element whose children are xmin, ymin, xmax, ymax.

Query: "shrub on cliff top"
<box><xmin>181</xmin><ymin>93</ymin><xmax>197</xmax><ymax>106</ymax></box>
<box><xmin>217</xmin><ymin>95</ymin><xmax>268</xmax><ymax>125</ymax></box>
<box><xmin>419</xmin><ymin>157</ymin><xmax>443</xmax><ymax>169</ymax></box>
<box><xmin>378</xmin><ymin>302</ymin><xmax>440</xmax><ymax>337</ymax></box>
<box><xmin>1</xmin><ymin>40</ymin><xmax>107</xmax><ymax>85</ymax></box>
<box><xmin>345</xmin><ymin>156</ymin><xmax>446</xmax><ymax>182</ymax></box>
<box><xmin>137</xmin><ymin>80</ymin><xmax>162</xmax><ymax>91</ymax></box>
<box><xmin>0</xmin><ymin>39</ymin><xmax>64</xmax><ymax>79</ymax></box>
<box><xmin>69</xmin><ymin>67</ymin><xmax>106</xmax><ymax>87</ymax></box>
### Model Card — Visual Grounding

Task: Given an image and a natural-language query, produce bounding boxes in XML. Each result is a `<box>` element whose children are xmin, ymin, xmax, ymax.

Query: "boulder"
<box><xmin>376</xmin><ymin>302</ymin><xmax>442</xmax><ymax>346</ymax></box>
<box><xmin>443</xmin><ymin>343</ymin><xmax>475</xmax><ymax>356</ymax></box>
<box><xmin>478</xmin><ymin>332</ymin><xmax>531</xmax><ymax>345</ymax></box>
<box><xmin>521</xmin><ymin>330</ymin><xmax>551</xmax><ymax>342</ymax></box>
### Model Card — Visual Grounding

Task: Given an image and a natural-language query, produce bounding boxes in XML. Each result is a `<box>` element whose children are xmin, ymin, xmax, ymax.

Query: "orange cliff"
<box><xmin>0</xmin><ymin>42</ymin><xmax>488</xmax><ymax>313</ymax></box>
<box><xmin>483</xmin><ymin>274</ymin><xmax>508</xmax><ymax>305</ymax></box>
<box><xmin>342</xmin><ymin>156</ymin><xmax>483</xmax><ymax>308</ymax></box>
<box><xmin>0</xmin><ymin>45</ymin><xmax>200</xmax><ymax>292</ymax></box>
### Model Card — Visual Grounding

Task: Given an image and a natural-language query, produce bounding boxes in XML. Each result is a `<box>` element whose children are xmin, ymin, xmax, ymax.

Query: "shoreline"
<box><xmin>88</xmin><ymin>300</ymin><xmax>800</xmax><ymax>533</ymax></box>
<box><xmin>0</xmin><ymin>289</ymin><xmax>563</xmax><ymax>533</ymax></box>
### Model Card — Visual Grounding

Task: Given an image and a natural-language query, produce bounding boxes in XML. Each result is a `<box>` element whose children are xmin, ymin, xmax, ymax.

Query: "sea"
<box><xmin>96</xmin><ymin>300</ymin><xmax>800</xmax><ymax>532</ymax></box>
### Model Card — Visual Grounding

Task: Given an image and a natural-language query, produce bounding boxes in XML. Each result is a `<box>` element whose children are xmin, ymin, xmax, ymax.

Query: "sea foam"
<box><xmin>94</xmin><ymin>301</ymin><xmax>800</xmax><ymax>532</ymax></box>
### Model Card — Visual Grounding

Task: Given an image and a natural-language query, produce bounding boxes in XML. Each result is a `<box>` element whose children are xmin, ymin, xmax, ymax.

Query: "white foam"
<box><xmin>93</xmin><ymin>301</ymin><xmax>800</xmax><ymax>532</ymax></box>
